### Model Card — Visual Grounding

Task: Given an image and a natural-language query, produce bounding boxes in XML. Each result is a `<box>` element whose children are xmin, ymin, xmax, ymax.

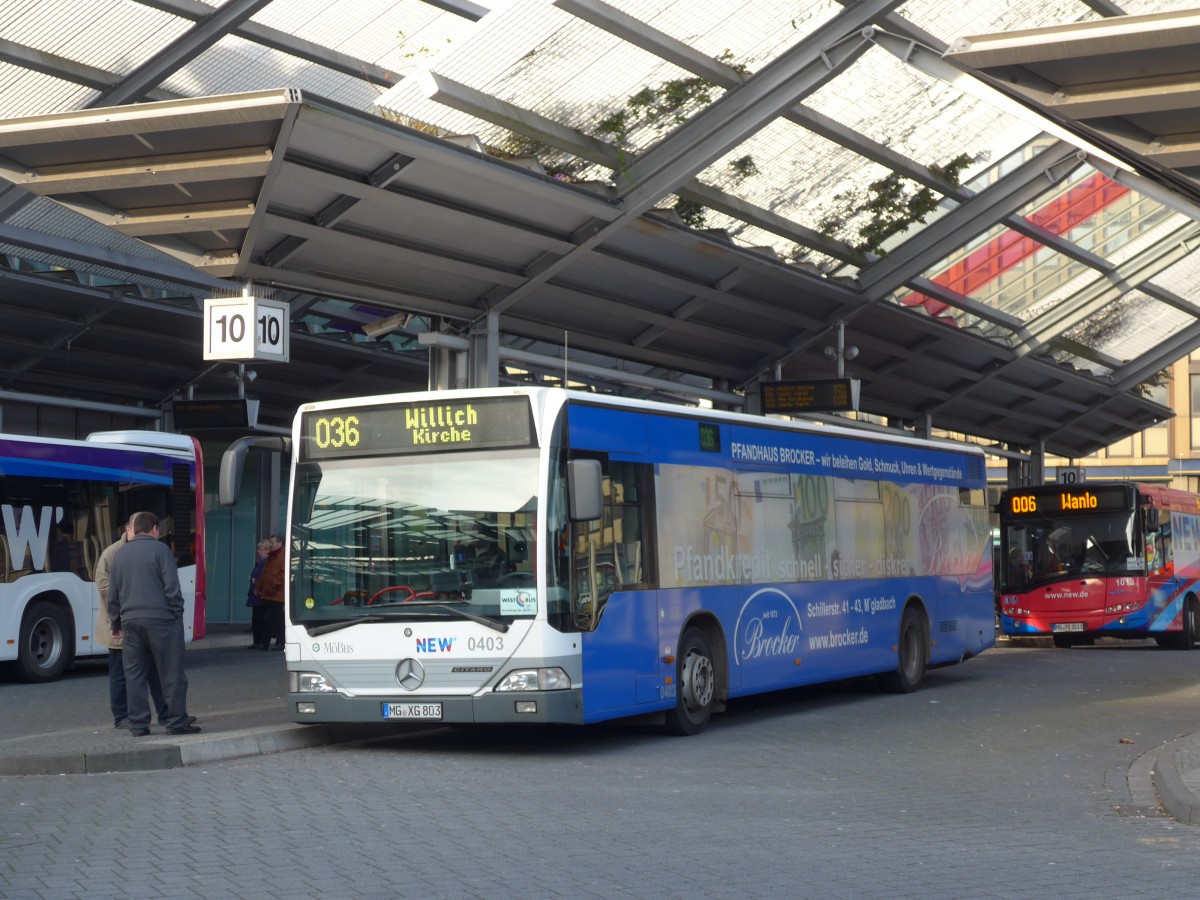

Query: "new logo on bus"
<box><xmin>1</xmin><ymin>504</ymin><xmax>64</xmax><ymax>572</ymax></box>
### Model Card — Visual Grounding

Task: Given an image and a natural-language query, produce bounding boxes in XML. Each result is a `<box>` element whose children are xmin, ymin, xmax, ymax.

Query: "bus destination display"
<box><xmin>301</xmin><ymin>395</ymin><xmax>534</xmax><ymax>460</ymax></box>
<box><xmin>1004</xmin><ymin>484</ymin><xmax>1130</xmax><ymax>516</ymax></box>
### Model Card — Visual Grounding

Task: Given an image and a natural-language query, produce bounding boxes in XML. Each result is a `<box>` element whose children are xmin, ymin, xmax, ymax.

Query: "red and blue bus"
<box><xmin>0</xmin><ymin>430</ymin><xmax>206</xmax><ymax>682</ymax></box>
<box><xmin>235</xmin><ymin>387</ymin><xmax>994</xmax><ymax>734</ymax></box>
<box><xmin>997</xmin><ymin>482</ymin><xmax>1199</xmax><ymax>648</ymax></box>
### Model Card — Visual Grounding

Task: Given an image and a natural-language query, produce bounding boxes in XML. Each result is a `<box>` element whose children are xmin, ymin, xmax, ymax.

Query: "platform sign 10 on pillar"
<box><xmin>203</xmin><ymin>296</ymin><xmax>290</xmax><ymax>362</ymax></box>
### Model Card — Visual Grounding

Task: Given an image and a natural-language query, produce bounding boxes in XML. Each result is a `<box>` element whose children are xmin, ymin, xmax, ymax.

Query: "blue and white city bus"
<box><xmin>1</xmin><ymin>430</ymin><xmax>206</xmax><ymax>682</ymax></box>
<box><xmin>264</xmin><ymin>387</ymin><xmax>993</xmax><ymax>735</ymax></box>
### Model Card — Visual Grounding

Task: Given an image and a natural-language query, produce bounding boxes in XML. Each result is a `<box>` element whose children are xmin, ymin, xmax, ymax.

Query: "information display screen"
<box><xmin>761</xmin><ymin>378</ymin><xmax>859</xmax><ymax>414</ymax></box>
<box><xmin>300</xmin><ymin>395</ymin><xmax>535</xmax><ymax>460</ymax></box>
<box><xmin>1002</xmin><ymin>484</ymin><xmax>1132</xmax><ymax>517</ymax></box>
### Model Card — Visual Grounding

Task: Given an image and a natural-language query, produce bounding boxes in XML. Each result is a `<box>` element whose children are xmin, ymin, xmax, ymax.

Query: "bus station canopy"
<box><xmin>1</xmin><ymin>1</ymin><xmax>1198</xmax><ymax>459</ymax></box>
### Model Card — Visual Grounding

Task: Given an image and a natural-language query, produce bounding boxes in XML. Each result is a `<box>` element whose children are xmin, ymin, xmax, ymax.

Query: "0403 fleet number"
<box><xmin>468</xmin><ymin>636</ymin><xmax>503</xmax><ymax>651</ymax></box>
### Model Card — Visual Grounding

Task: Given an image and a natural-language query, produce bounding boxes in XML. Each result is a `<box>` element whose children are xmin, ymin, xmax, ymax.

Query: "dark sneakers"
<box><xmin>166</xmin><ymin>724</ymin><xmax>202</xmax><ymax>735</ymax></box>
<box><xmin>131</xmin><ymin>727</ymin><xmax>151</xmax><ymax>737</ymax></box>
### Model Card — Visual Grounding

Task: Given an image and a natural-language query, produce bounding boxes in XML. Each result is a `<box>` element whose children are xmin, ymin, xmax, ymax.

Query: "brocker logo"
<box><xmin>733</xmin><ymin>587</ymin><xmax>803</xmax><ymax>664</ymax></box>
<box><xmin>1</xmin><ymin>505</ymin><xmax>64</xmax><ymax>572</ymax></box>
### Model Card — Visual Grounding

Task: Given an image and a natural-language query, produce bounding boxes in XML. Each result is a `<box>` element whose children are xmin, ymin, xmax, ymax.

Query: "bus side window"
<box><xmin>572</xmin><ymin>459</ymin><xmax>651</xmax><ymax>631</ymax></box>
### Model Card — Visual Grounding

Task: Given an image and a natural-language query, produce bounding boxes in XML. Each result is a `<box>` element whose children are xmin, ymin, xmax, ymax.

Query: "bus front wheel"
<box><xmin>878</xmin><ymin>605</ymin><xmax>927</xmax><ymax>693</ymax></box>
<box><xmin>664</xmin><ymin>627</ymin><xmax>715</xmax><ymax>736</ymax></box>
<box><xmin>16</xmin><ymin>599</ymin><xmax>72</xmax><ymax>683</ymax></box>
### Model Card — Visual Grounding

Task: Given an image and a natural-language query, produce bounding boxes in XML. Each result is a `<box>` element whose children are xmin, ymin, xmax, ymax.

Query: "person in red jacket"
<box><xmin>254</xmin><ymin>533</ymin><xmax>286</xmax><ymax>651</ymax></box>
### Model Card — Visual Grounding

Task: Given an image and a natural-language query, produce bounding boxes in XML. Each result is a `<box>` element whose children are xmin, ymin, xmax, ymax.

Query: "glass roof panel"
<box><xmin>897</xmin><ymin>0</ymin><xmax>1101</xmax><ymax>45</ymax></box>
<box><xmin>0</xmin><ymin>64</ymin><xmax>93</xmax><ymax>117</ymax></box>
<box><xmin>1147</xmin><ymin>249</ymin><xmax>1200</xmax><ymax>310</ymax></box>
<box><xmin>2</xmin><ymin>0</ymin><xmax>189</xmax><ymax>74</ymax></box>
<box><xmin>168</xmin><ymin>35</ymin><xmax>380</xmax><ymax>109</ymax></box>
<box><xmin>1012</xmin><ymin>163</ymin><xmax>1177</xmax><ymax>265</ymax></box>
<box><xmin>904</xmin><ymin>224</ymin><xmax>1090</xmax><ymax>321</ymax></box>
<box><xmin>1059</xmin><ymin>289</ymin><xmax>1196</xmax><ymax>368</ymax></box>
<box><xmin>249</xmin><ymin>0</ymin><xmax>491</xmax><ymax>83</ymax></box>
<box><xmin>803</xmin><ymin>45</ymin><xmax>1037</xmax><ymax>176</ymax></box>
<box><xmin>606</xmin><ymin>0</ymin><xmax>840</xmax><ymax>71</ymax></box>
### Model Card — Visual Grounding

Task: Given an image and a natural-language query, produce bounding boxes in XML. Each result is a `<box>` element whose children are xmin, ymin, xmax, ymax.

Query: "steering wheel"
<box><xmin>366</xmin><ymin>585</ymin><xmax>417</xmax><ymax>606</ymax></box>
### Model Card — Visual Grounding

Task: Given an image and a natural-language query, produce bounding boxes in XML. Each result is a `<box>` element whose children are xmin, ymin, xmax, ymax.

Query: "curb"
<box><xmin>1152</xmin><ymin>734</ymin><xmax>1200</xmax><ymax>825</ymax></box>
<box><xmin>0</xmin><ymin>724</ymin><xmax>383</xmax><ymax>776</ymax></box>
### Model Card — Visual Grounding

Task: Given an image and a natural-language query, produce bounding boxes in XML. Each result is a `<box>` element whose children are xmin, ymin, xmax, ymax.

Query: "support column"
<box><xmin>468</xmin><ymin>311</ymin><xmax>500</xmax><ymax>388</ymax></box>
<box><xmin>1030</xmin><ymin>441</ymin><xmax>1046</xmax><ymax>486</ymax></box>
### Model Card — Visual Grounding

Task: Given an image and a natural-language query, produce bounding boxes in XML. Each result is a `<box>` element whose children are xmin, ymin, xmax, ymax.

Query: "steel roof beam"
<box><xmin>0</xmin><ymin>39</ymin><xmax>177</xmax><ymax>101</ymax></box>
<box><xmin>110</xmin><ymin>203</ymin><xmax>256</xmax><ymax>237</ymax></box>
<box><xmin>1019</xmin><ymin>220</ymin><xmax>1200</xmax><ymax>347</ymax></box>
<box><xmin>1111</xmin><ymin>317</ymin><xmax>1200</xmax><ymax>392</ymax></box>
<box><xmin>557</xmin><ymin>1</ymin><xmax>1109</xmax><ymax>281</ymax></box>
<box><xmin>858</xmin><ymin>143</ymin><xmax>1085</xmax><ymax>297</ymax></box>
<box><xmin>946</xmin><ymin>9</ymin><xmax>1200</xmax><ymax>68</ymax></box>
<box><xmin>90</xmin><ymin>0</ymin><xmax>274</xmax><ymax>108</ymax></box>
<box><xmin>0</xmin><ymin>221</ymin><xmax>230</xmax><ymax>291</ymax></box>
<box><xmin>612</xmin><ymin>7</ymin><xmax>891</xmax><ymax>205</ymax></box>
<box><xmin>261</xmin><ymin>209</ymin><xmax>528</xmax><ymax>287</ymax></box>
<box><xmin>420</xmin><ymin>73</ymin><xmax>861</xmax><ymax>264</ymax></box>
<box><xmin>277</xmin><ymin>155</ymin><xmax>573</xmax><ymax>254</ymax></box>
<box><xmin>0</xmin><ymin>89</ymin><xmax>297</xmax><ymax>145</ymax></box>
<box><xmin>133</xmin><ymin>0</ymin><xmax>403</xmax><ymax>86</ymax></box>
<box><xmin>483</xmin><ymin>0</ymin><xmax>903</xmax><ymax>316</ymax></box>
<box><xmin>0</xmin><ymin>148</ymin><xmax>274</xmax><ymax>195</ymax></box>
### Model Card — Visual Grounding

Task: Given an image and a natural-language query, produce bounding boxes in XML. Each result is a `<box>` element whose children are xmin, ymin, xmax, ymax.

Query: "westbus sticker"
<box><xmin>500</xmin><ymin>590</ymin><xmax>537</xmax><ymax>615</ymax></box>
<box><xmin>732</xmin><ymin>587</ymin><xmax>803</xmax><ymax>665</ymax></box>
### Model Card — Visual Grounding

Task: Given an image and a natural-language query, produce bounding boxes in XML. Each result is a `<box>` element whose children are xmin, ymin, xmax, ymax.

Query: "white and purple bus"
<box><xmin>234</xmin><ymin>388</ymin><xmax>993</xmax><ymax>734</ymax></box>
<box><xmin>1</xmin><ymin>430</ymin><xmax>206</xmax><ymax>682</ymax></box>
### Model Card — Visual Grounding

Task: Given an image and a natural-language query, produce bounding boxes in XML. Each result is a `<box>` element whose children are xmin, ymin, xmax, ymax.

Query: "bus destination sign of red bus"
<box><xmin>1005</xmin><ymin>485</ymin><xmax>1129</xmax><ymax>516</ymax></box>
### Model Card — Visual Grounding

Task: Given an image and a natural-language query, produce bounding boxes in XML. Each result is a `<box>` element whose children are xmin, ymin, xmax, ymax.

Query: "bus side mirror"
<box><xmin>568</xmin><ymin>459</ymin><xmax>603</xmax><ymax>522</ymax></box>
<box><xmin>219</xmin><ymin>436</ymin><xmax>291</xmax><ymax>507</ymax></box>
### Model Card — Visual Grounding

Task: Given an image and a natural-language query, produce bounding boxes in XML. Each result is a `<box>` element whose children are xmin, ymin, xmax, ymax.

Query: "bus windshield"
<box><xmin>1000</xmin><ymin>509</ymin><xmax>1139</xmax><ymax>592</ymax></box>
<box><xmin>291</xmin><ymin>448</ymin><xmax>539</xmax><ymax>628</ymax></box>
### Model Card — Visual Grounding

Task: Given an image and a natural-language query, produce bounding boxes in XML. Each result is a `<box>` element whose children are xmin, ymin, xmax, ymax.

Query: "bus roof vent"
<box><xmin>967</xmin><ymin>456</ymin><xmax>985</xmax><ymax>482</ymax></box>
<box><xmin>86</xmin><ymin>430</ymin><xmax>194</xmax><ymax>454</ymax></box>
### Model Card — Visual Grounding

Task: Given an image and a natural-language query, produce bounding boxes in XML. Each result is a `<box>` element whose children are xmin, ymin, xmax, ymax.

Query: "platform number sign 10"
<box><xmin>203</xmin><ymin>296</ymin><xmax>290</xmax><ymax>362</ymax></box>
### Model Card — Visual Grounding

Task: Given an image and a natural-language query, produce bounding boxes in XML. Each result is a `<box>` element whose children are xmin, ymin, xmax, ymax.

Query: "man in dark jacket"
<box><xmin>107</xmin><ymin>511</ymin><xmax>200</xmax><ymax>736</ymax></box>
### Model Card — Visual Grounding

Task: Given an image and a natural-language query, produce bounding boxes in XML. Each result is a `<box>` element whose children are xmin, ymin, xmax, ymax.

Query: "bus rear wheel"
<box><xmin>1167</xmin><ymin>597</ymin><xmax>1197</xmax><ymax>650</ymax></box>
<box><xmin>877</xmin><ymin>605</ymin><xmax>926</xmax><ymax>693</ymax></box>
<box><xmin>16</xmin><ymin>599</ymin><xmax>72</xmax><ymax>683</ymax></box>
<box><xmin>664</xmin><ymin>627</ymin><xmax>715</xmax><ymax>736</ymax></box>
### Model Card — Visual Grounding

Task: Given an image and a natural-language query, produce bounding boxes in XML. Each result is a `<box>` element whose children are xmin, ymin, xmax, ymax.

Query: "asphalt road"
<box><xmin>4</xmin><ymin>640</ymin><xmax>1200</xmax><ymax>898</ymax></box>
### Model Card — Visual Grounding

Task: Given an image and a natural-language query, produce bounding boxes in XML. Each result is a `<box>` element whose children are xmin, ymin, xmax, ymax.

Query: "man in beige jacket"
<box><xmin>95</xmin><ymin>517</ymin><xmax>167</xmax><ymax>729</ymax></box>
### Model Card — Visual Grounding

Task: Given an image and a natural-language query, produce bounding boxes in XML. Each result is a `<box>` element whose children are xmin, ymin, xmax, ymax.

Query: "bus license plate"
<box><xmin>1052</xmin><ymin>622</ymin><xmax>1085</xmax><ymax>633</ymax></box>
<box><xmin>382</xmin><ymin>702</ymin><xmax>442</xmax><ymax>720</ymax></box>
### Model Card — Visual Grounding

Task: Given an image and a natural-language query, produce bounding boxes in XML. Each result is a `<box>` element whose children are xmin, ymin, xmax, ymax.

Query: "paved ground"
<box><xmin>4</xmin><ymin>635</ymin><xmax>1200</xmax><ymax>897</ymax></box>
<box><xmin>0</xmin><ymin>626</ymin><xmax>396</xmax><ymax>775</ymax></box>
<box><xmin>4</xmin><ymin>631</ymin><xmax>1200</xmax><ymax>822</ymax></box>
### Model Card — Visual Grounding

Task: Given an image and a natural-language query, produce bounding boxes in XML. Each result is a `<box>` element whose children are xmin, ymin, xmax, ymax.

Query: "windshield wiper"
<box><xmin>307</xmin><ymin>616</ymin><xmax>388</xmax><ymax>636</ymax></box>
<box><xmin>304</xmin><ymin>605</ymin><xmax>509</xmax><ymax>636</ymax></box>
<box><xmin>372</xmin><ymin>601</ymin><xmax>509</xmax><ymax>632</ymax></box>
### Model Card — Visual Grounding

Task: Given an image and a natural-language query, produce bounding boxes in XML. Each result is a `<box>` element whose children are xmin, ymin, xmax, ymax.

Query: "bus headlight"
<box><xmin>291</xmin><ymin>671</ymin><xmax>336</xmax><ymax>693</ymax></box>
<box><xmin>494</xmin><ymin>667</ymin><xmax>571</xmax><ymax>691</ymax></box>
